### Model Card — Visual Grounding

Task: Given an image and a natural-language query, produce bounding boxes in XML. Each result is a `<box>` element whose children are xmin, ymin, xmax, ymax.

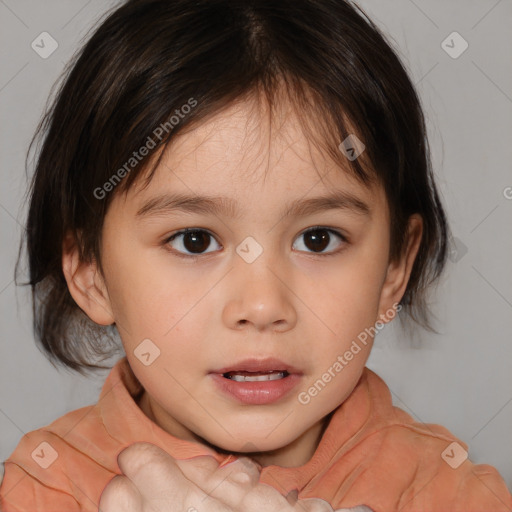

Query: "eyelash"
<box><xmin>162</xmin><ymin>226</ymin><xmax>348</xmax><ymax>260</ymax></box>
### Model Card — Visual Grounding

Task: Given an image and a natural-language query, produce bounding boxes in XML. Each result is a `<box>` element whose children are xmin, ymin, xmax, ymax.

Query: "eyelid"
<box><xmin>304</xmin><ymin>225</ymin><xmax>348</xmax><ymax>242</ymax></box>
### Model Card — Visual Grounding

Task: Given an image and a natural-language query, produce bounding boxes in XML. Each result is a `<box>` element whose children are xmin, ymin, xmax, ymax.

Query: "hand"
<box><xmin>98</xmin><ymin>442</ymin><xmax>372</xmax><ymax>512</ymax></box>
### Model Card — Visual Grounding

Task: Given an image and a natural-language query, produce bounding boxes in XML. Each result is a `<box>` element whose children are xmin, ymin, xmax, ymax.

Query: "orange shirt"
<box><xmin>1</xmin><ymin>357</ymin><xmax>511</xmax><ymax>511</ymax></box>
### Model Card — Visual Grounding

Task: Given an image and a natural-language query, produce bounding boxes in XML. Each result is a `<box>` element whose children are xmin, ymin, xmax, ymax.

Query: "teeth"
<box><xmin>225</xmin><ymin>371</ymin><xmax>287</xmax><ymax>382</ymax></box>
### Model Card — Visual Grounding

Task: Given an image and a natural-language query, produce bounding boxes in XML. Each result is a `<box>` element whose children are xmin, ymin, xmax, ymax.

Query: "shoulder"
<box><xmin>2</xmin><ymin>400</ymin><xmax>124</xmax><ymax>473</ymax></box>
<box><xmin>0</xmin><ymin>405</ymin><xmax>120</xmax><ymax>512</ymax></box>
<box><xmin>317</xmin><ymin>419</ymin><xmax>512</xmax><ymax>511</ymax></box>
<box><xmin>322</xmin><ymin>369</ymin><xmax>512</xmax><ymax>510</ymax></box>
<box><xmin>1</xmin><ymin>406</ymin><xmax>93</xmax><ymax>487</ymax></box>
<box><xmin>368</xmin><ymin>420</ymin><xmax>512</xmax><ymax>510</ymax></box>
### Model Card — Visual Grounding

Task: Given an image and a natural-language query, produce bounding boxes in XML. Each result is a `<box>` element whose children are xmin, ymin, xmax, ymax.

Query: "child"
<box><xmin>1</xmin><ymin>0</ymin><xmax>511</xmax><ymax>510</ymax></box>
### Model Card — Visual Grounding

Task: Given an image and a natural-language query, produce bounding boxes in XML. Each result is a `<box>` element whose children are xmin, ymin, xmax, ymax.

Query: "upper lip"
<box><xmin>211</xmin><ymin>357</ymin><xmax>303</xmax><ymax>375</ymax></box>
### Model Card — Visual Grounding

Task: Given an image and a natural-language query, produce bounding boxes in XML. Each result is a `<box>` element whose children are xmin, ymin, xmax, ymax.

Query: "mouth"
<box><xmin>209</xmin><ymin>358</ymin><xmax>302</xmax><ymax>405</ymax></box>
<box><xmin>222</xmin><ymin>370</ymin><xmax>290</xmax><ymax>382</ymax></box>
<box><xmin>211</xmin><ymin>357</ymin><xmax>302</xmax><ymax>378</ymax></box>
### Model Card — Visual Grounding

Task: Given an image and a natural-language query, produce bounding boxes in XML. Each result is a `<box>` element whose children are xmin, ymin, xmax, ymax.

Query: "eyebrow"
<box><xmin>135</xmin><ymin>190</ymin><xmax>371</xmax><ymax>220</ymax></box>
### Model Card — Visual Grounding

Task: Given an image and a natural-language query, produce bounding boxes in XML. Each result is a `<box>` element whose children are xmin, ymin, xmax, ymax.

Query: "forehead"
<box><xmin>162</xmin><ymin>98</ymin><xmax>328</xmax><ymax>183</ymax></box>
<box><xmin>122</xmin><ymin>97</ymin><xmax>386</xmax><ymax>217</ymax></box>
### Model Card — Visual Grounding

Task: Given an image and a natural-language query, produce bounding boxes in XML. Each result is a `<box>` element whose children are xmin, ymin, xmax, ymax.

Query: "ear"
<box><xmin>62</xmin><ymin>232</ymin><xmax>115</xmax><ymax>326</ymax></box>
<box><xmin>377</xmin><ymin>214</ymin><xmax>423</xmax><ymax>322</ymax></box>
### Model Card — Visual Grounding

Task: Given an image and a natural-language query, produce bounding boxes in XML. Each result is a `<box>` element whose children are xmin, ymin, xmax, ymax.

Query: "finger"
<box><xmin>293</xmin><ymin>497</ymin><xmax>334</xmax><ymax>511</ymax></box>
<box><xmin>286</xmin><ymin>489</ymin><xmax>299</xmax><ymax>506</ymax></box>
<box><xmin>241</xmin><ymin>482</ymin><xmax>293</xmax><ymax>511</ymax></box>
<box><xmin>117</xmin><ymin>443</ymin><xmax>191</xmax><ymax>502</ymax></box>
<box><xmin>334</xmin><ymin>507</ymin><xmax>375</xmax><ymax>512</ymax></box>
<box><xmin>199</xmin><ymin>457</ymin><xmax>263</xmax><ymax>509</ymax></box>
<box><xmin>208</xmin><ymin>457</ymin><xmax>261</xmax><ymax>488</ymax></box>
<box><xmin>117</xmin><ymin>444</ymin><xmax>237</xmax><ymax>512</ymax></box>
<box><xmin>299</xmin><ymin>501</ymin><xmax>375</xmax><ymax>512</ymax></box>
<box><xmin>172</xmin><ymin>456</ymin><xmax>262</xmax><ymax>510</ymax></box>
<box><xmin>172</xmin><ymin>454</ymin><xmax>222</xmax><ymax>487</ymax></box>
<box><xmin>98</xmin><ymin>474</ymin><xmax>143</xmax><ymax>512</ymax></box>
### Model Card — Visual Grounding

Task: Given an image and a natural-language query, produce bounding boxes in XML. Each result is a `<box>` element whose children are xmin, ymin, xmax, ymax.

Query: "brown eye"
<box><xmin>293</xmin><ymin>227</ymin><xmax>345</xmax><ymax>254</ymax></box>
<box><xmin>166</xmin><ymin>229</ymin><xmax>220</xmax><ymax>255</ymax></box>
<box><xmin>304</xmin><ymin>229</ymin><xmax>330</xmax><ymax>252</ymax></box>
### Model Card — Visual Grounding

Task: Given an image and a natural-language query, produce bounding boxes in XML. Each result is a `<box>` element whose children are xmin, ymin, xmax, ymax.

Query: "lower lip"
<box><xmin>209</xmin><ymin>373</ymin><xmax>302</xmax><ymax>405</ymax></box>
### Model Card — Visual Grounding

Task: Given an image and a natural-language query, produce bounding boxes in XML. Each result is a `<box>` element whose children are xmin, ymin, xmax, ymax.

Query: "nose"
<box><xmin>221</xmin><ymin>252</ymin><xmax>298</xmax><ymax>333</ymax></box>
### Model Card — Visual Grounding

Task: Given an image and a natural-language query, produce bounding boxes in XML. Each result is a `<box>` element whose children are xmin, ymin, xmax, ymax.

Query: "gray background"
<box><xmin>1</xmin><ymin>0</ymin><xmax>511</xmax><ymax>491</ymax></box>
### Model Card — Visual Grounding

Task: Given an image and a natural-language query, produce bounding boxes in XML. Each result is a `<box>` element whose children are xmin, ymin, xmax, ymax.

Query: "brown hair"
<box><xmin>16</xmin><ymin>0</ymin><xmax>449</xmax><ymax>374</ymax></box>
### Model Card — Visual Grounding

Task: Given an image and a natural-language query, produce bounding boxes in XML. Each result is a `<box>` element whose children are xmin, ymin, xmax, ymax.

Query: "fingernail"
<box><xmin>286</xmin><ymin>489</ymin><xmax>299</xmax><ymax>505</ymax></box>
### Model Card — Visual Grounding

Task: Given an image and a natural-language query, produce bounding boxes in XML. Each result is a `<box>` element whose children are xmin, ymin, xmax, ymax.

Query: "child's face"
<box><xmin>69</xmin><ymin>97</ymin><xmax>419</xmax><ymax>467</ymax></box>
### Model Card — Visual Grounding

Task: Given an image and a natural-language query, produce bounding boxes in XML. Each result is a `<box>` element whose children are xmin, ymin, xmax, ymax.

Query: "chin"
<box><xmin>203</xmin><ymin>434</ymin><xmax>290</xmax><ymax>456</ymax></box>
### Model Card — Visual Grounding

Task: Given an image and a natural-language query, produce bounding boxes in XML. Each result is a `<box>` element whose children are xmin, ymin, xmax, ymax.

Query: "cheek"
<box><xmin>103</xmin><ymin>245</ymin><xmax>191</xmax><ymax>335</ymax></box>
<box><xmin>308</xmin><ymin>258</ymin><xmax>385</xmax><ymax>331</ymax></box>
<box><xmin>298</xmin><ymin>250</ymin><xmax>387</xmax><ymax>372</ymax></box>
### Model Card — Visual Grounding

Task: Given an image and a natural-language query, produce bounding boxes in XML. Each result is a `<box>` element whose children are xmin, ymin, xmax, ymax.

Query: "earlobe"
<box><xmin>61</xmin><ymin>232</ymin><xmax>115</xmax><ymax>326</ymax></box>
<box><xmin>377</xmin><ymin>214</ymin><xmax>423</xmax><ymax>321</ymax></box>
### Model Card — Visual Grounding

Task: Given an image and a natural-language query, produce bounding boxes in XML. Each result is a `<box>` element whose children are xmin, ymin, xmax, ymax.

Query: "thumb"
<box><xmin>116</xmin><ymin>442</ymin><xmax>189</xmax><ymax>501</ymax></box>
